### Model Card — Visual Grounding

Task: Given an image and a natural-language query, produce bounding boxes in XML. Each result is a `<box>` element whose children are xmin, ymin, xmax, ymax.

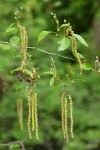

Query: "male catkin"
<box><xmin>17</xmin><ymin>99</ymin><xmax>23</xmax><ymax>130</ymax></box>
<box><xmin>34</xmin><ymin>93</ymin><xmax>39</xmax><ymax>140</ymax></box>
<box><xmin>61</xmin><ymin>92</ymin><xmax>74</xmax><ymax>141</ymax></box>
<box><xmin>17</xmin><ymin>23</ymin><xmax>28</xmax><ymax>70</ymax></box>
<box><xmin>61</xmin><ymin>93</ymin><xmax>68</xmax><ymax>141</ymax></box>
<box><xmin>61</xmin><ymin>93</ymin><xmax>66</xmax><ymax>139</ymax></box>
<box><xmin>32</xmin><ymin>93</ymin><xmax>35</xmax><ymax>131</ymax></box>
<box><xmin>27</xmin><ymin>89</ymin><xmax>32</xmax><ymax>139</ymax></box>
<box><xmin>69</xmin><ymin>95</ymin><xmax>74</xmax><ymax>138</ymax></box>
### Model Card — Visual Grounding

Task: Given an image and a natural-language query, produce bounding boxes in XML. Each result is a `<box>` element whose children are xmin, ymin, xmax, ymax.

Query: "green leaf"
<box><xmin>50</xmin><ymin>76</ymin><xmax>55</xmax><ymax>86</ymax></box>
<box><xmin>78</xmin><ymin>53</ymin><xmax>84</xmax><ymax>59</ymax></box>
<box><xmin>5</xmin><ymin>23</ymin><xmax>17</xmax><ymax>34</ymax></box>
<box><xmin>0</xmin><ymin>43</ymin><xmax>10</xmax><ymax>50</ymax></box>
<box><xmin>81</xmin><ymin>63</ymin><xmax>93</xmax><ymax>71</ymax></box>
<box><xmin>57</xmin><ymin>37</ymin><xmax>70</xmax><ymax>51</ymax></box>
<box><xmin>23</xmin><ymin>69</ymin><xmax>33</xmax><ymax>78</ymax></box>
<box><xmin>6</xmin><ymin>28</ymin><xmax>16</xmax><ymax>33</ymax></box>
<box><xmin>38</xmin><ymin>31</ymin><xmax>52</xmax><ymax>42</ymax></box>
<box><xmin>10</xmin><ymin>36</ymin><xmax>20</xmax><ymax>46</ymax></box>
<box><xmin>60</xmin><ymin>24</ymin><xmax>69</xmax><ymax>28</ymax></box>
<box><xmin>6</xmin><ymin>23</ymin><xmax>15</xmax><ymax>32</ymax></box>
<box><xmin>74</xmin><ymin>34</ymin><xmax>88</xmax><ymax>47</ymax></box>
<box><xmin>10</xmin><ymin>67</ymin><xmax>21</xmax><ymax>74</ymax></box>
<box><xmin>41</xmin><ymin>71</ymin><xmax>55</xmax><ymax>76</ymax></box>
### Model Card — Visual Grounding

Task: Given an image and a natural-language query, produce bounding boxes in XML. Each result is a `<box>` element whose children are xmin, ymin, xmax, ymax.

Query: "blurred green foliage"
<box><xmin>0</xmin><ymin>0</ymin><xmax>100</xmax><ymax>150</ymax></box>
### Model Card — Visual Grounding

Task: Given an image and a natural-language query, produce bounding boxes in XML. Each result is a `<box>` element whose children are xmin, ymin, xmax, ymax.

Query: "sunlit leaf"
<box><xmin>38</xmin><ymin>31</ymin><xmax>52</xmax><ymax>42</ymax></box>
<box><xmin>41</xmin><ymin>71</ymin><xmax>55</xmax><ymax>76</ymax></box>
<box><xmin>81</xmin><ymin>63</ymin><xmax>93</xmax><ymax>71</ymax></box>
<box><xmin>10</xmin><ymin>67</ymin><xmax>21</xmax><ymax>74</ymax></box>
<box><xmin>10</xmin><ymin>36</ymin><xmax>20</xmax><ymax>46</ymax></box>
<box><xmin>78</xmin><ymin>53</ymin><xmax>84</xmax><ymax>59</ymax></box>
<box><xmin>60</xmin><ymin>24</ymin><xmax>69</xmax><ymax>28</ymax></box>
<box><xmin>57</xmin><ymin>37</ymin><xmax>70</xmax><ymax>51</ymax></box>
<box><xmin>74</xmin><ymin>34</ymin><xmax>88</xmax><ymax>47</ymax></box>
<box><xmin>5</xmin><ymin>23</ymin><xmax>15</xmax><ymax>33</ymax></box>
<box><xmin>50</xmin><ymin>76</ymin><xmax>55</xmax><ymax>86</ymax></box>
<box><xmin>23</xmin><ymin>69</ymin><xmax>33</xmax><ymax>78</ymax></box>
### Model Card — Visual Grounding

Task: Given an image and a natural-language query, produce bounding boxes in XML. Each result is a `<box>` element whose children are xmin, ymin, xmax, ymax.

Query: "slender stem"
<box><xmin>0</xmin><ymin>41</ymin><xmax>77</xmax><ymax>61</ymax></box>
<box><xmin>0</xmin><ymin>141</ymin><xmax>26</xmax><ymax>150</ymax></box>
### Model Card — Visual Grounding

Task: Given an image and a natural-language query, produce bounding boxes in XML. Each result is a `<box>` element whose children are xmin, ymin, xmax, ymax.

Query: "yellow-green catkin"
<box><xmin>32</xmin><ymin>93</ymin><xmax>35</xmax><ymax>131</ymax></box>
<box><xmin>61</xmin><ymin>93</ymin><xmax>68</xmax><ymax>141</ymax></box>
<box><xmin>71</xmin><ymin>34</ymin><xmax>82</xmax><ymax>75</ymax></box>
<box><xmin>64</xmin><ymin>96</ymin><xmax>68</xmax><ymax>142</ymax></box>
<box><xmin>61</xmin><ymin>93</ymin><xmax>66</xmax><ymax>139</ymax></box>
<box><xmin>17</xmin><ymin>23</ymin><xmax>28</xmax><ymax>70</ymax></box>
<box><xmin>34</xmin><ymin>93</ymin><xmax>39</xmax><ymax>140</ymax></box>
<box><xmin>69</xmin><ymin>95</ymin><xmax>74</xmax><ymax>138</ymax></box>
<box><xmin>17</xmin><ymin>99</ymin><xmax>23</xmax><ymax>130</ymax></box>
<box><xmin>66</xmin><ymin>26</ymin><xmax>82</xmax><ymax>75</ymax></box>
<box><xmin>27</xmin><ymin>89</ymin><xmax>32</xmax><ymax>139</ymax></box>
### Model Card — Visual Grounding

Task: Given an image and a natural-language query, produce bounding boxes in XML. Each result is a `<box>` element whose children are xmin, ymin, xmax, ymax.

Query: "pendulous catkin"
<box><xmin>27</xmin><ymin>89</ymin><xmax>39</xmax><ymax>140</ymax></box>
<box><xmin>64</xmin><ymin>96</ymin><xmax>68</xmax><ymax>142</ymax></box>
<box><xmin>69</xmin><ymin>95</ymin><xmax>74</xmax><ymax>138</ymax></box>
<box><xmin>61</xmin><ymin>92</ymin><xmax>74</xmax><ymax>141</ymax></box>
<box><xmin>66</xmin><ymin>26</ymin><xmax>82</xmax><ymax>75</ymax></box>
<box><xmin>32</xmin><ymin>93</ymin><xmax>35</xmax><ymax>131</ymax></box>
<box><xmin>61</xmin><ymin>93</ymin><xmax>68</xmax><ymax>141</ymax></box>
<box><xmin>27</xmin><ymin>89</ymin><xmax>32</xmax><ymax>139</ymax></box>
<box><xmin>17</xmin><ymin>23</ymin><xmax>28</xmax><ymax>70</ymax></box>
<box><xmin>61</xmin><ymin>93</ymin><xmax>66</xmax><ymax>139</ymax></box>
<box><xmin>34</xmin><ymin>93</ymin><xmax>39</xmax><ymax>140</ymax></box>
<box><xmin>17</xmin><ymin>99</ymin><xmax>23</xmax><ymax>130</ymax></box>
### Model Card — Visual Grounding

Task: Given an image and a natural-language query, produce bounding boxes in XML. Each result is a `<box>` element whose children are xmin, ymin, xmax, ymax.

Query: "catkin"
<box><xmin>17</xmin><ymin>23</ymin><xmax>28</xmax><ymax>70</ymax></box>
<box><xmin>61</xmin><ymin>93</ymin><xmax>66</xmax><ymax>139</ymax></box>
<box><xmin>27</xmin><ymin>89</ymin><xmax>32</xmax><ymax>139</ymax></box>
<box><xmin>17</xmin><ymin>99</ymin><xmax>23</xmax><ymax>130</ymax></box>
<box><xmin>64</xmin><ymin>96</ymin><xmax>68</xmax><ymax>142</ymax></box>
<box><xmin>69</xmin><ymin>95</ymin><xmax>74</xmax><ymax>138</ymax></box>
<box><xmin>61</xmin><ymin>93</ymin><xmax>68</xmax><ymax>141</ymax></box>
<box><xmin>32</xmin><ymin>93</ymin><xmax>35</xmax><ymax>131</ymax></box>
<box><xmin>61</xmin><ymin>93</ymin><xmax>74</xmax><ymax>141</ymax></box>
<box><xmin>66</xmin><ymin>26</ymin><xmax>82</xmax><ymax>75</ymax></box>
<box><xmin>71</xmin><ymin>35</ymin><xmax>82</xmax><ymax>75</ymax></box>
<box><xmin>34</xmin><ymin>93</ymin><xmax>39</xmax><ymax>140</ymax></box>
